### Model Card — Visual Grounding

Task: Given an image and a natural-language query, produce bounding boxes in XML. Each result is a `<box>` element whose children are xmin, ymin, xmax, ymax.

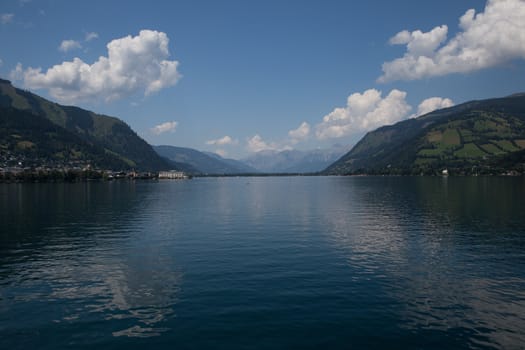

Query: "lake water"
<box><xmin>1</xmin><ymin>176</ymin><xmax>525</xmax><ymax>349</ymax></box>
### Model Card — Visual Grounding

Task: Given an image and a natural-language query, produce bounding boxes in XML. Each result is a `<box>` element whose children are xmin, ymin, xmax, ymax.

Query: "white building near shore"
<box><xmin>158</xmin><ymin>170</ymin><xmax>189</xmax><ymax>179</ymax></box>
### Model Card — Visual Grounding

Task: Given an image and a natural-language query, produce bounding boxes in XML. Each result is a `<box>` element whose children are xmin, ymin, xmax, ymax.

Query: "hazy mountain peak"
<box><xmin>242</xmin><ymin>145</ymin><xmax>349</xmax><ymax>173</ymax></box>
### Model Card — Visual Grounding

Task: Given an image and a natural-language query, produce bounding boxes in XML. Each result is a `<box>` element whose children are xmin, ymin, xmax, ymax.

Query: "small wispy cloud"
<box><xmin>151</xmin><ymin>121</ymin><xmax>178</xmax><ymax>135</ymax></box>
<box><xmin>214</xmin><ymin>149</ymin><xmax>227</xmax><ymax>157</ymax></box>
<box><xmin>206</xmin><ymin>135</ymin><xmax>238</xmax><ymax>146</ymax></box>
<box><xmin>244</xmin><ymin>122</ymin><xmax>311</xmax><ymax>154</ymax></box>
<box><xmin>85</xmin><ymin>32</ymin><xmax>98</xmax><ymax>42</ymax></box>
<box><xmin>9</xmin><ymin>62</ymin><xmax>23</xmax><ymax>81</ymax></box>
<box><xmin>246</xmin><ymin>134</ymin><xmax>292</xmax><ymax>153</ymax></box>
<box><xmin>1</xmin><ymin>13</ymin><xmax>14</xmax><ymax>24</ymax></box>
<box><xmin>247</xmin><ymin>134</ymin><xmax>276</xmax><ymax>153</ymax></box>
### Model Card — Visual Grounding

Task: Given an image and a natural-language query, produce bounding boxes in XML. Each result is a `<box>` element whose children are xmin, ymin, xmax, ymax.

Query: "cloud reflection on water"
<box><xmin>319</xmin><ymin>176</ymin><xmax>525</xmax><ymax>349</ymax></box>
<box><xmin>0</xmin><ymin>182</ymin><xmax>182</xmax><ymax>338</ymax></box>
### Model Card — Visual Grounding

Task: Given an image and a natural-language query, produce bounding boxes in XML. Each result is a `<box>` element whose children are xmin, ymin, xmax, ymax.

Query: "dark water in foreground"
<box><xmin>1</xmin><ymin>176</ymin><xmax>525</xmax><ymax>349</ymax></box>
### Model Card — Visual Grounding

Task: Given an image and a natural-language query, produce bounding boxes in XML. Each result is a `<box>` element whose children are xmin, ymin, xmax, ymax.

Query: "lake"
<box><xmin>1</xmin><ymin>176</ymin><xmax>525</xmax><ymax>349</ymax></box>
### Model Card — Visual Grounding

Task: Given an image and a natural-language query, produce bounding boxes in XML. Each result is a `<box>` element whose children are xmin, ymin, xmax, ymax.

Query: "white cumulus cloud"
<box><xmin>13</xmin><ymin>29</ymin><xmax>181</xmax><ymax>104</ymax></box>
<box><xmin>316</xmin><ymin>89</ymin><xmax>412</xmax><ymax>140</ymax></box>
<box><xmin>59</xmin><ymin>39</ymin><xmax>82</xmax><ymax>52</ymax></box>
<box><xmin>288</xmin><ymin>122</ymin><xmax>310</xmax><ymax>143</ymax></box>
<box><xmin>415</xmin><ymin>97</ymin><xmax>454</xmax><ymax>117</ymax></box>
<box><xmin>379</xmin><ymin>0</ymin><xmax>525</xmax><ymax>82</ymax></box>
<box><xmin>151</xmin><ymin>121</ymin><xmax>178</xmax><ymax>135</ymax></box>
<box><xmin>206</xmin><ymin>135</ymin><xmax>238</xmax><ymax>146</ymax></box>
<box><xmin>1</xmin><ymin>13</ymin><xmax>14</xmax><ymax>24</ymax></box>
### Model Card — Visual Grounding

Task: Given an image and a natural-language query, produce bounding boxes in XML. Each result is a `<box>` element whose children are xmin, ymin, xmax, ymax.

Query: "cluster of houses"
<box><xmin>109</xmin><ymin>170</ymin><xmax>190</xmax><ymax>180</ymax></box>
<box><xmin>0</xmin><ymin>166</ymin><xmax>190</xmax><ymax>182</ymax></box>
<box><xmin>1</xmin><ymin>152</ymin><xmax>190</xmax><ymax>181</ymax></box>
<box><xmin>81</xmin><ymin>169</ymin><xmax>191</xmax><ymax>180</ymax></box>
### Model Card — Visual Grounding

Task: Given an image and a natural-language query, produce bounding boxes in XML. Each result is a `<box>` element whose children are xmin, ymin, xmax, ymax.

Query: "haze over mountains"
<box><xmin>154</xmin><ymin>145</ymin><xmax>256</xmax><ymax>175</ymax></box>
<box><xmin>153</xmin><ymin>145</ymin><xmax>348</xmax><ymax>174</ymax></box>
<box><xmin>241</xmin><ymin>145</ymin><xmax>349</xmax><ymax>173</ymax></box>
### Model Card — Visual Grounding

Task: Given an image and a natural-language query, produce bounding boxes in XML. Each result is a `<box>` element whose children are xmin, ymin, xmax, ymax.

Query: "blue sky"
<box><xmin>1</xmin><ymin>0</ymin><xmax>525</xmax><ymax>158</ymax></box>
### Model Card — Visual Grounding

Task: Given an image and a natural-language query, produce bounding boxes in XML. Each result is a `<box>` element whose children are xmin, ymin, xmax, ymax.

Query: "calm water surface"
<box><xmin>1</xmin><ymin>176</ymin><xmax>524</xmax><ymax>349</ymax></box>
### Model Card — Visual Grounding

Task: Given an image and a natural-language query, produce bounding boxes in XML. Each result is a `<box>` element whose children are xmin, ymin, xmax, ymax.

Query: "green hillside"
<box><xmin>325</xmin><ymin>94</ymin><xmax>525</xmax><ymax>175</ymax></box>
<box><xmin>0</xmin><ymin>107</ymin><xmax>136</xmax><ymax>169</ymax></box>
<box><xmin>0</xmin><ymin>79</ymin><xmax>173</xmax><ymax>171</ymax></box>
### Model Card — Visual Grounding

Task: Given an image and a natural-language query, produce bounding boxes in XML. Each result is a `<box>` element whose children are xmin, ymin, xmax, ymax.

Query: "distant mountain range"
<box><xmin>154</xmin><ymin>145</ymin><xmax>349</xmax><ymax>174</ymax></box>
<box><xmin>0</xmin><ymin>78</ymin><xmax>177</xmax><ymax>171</ymax></box>
<box><xmin>241</xmin><ymin>145</ymin><xmax>349</xmax><ymax>173</ymax></box>
<box><xmin>325</xmin><ymin>93</ymin><xmax>525</xmax><ymax>175</ymax></box>
<box><xmin>154</xmin><ymin>145</ymin><xmax>256</xmax><ymax>174</ymax></box>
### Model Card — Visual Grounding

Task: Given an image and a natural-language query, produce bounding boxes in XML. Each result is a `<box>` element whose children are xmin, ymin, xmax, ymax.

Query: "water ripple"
<box><xmin>1</xmin><ymin>177</ymin><xmax>525</xmax><ymax>349</ymax></box>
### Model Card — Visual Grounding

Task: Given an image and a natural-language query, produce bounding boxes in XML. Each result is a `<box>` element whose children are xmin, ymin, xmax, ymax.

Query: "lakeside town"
<box><xmin>0</xmin><ymin>153</ymin><xmax>189</xmax><ymax>182</ymax></box>
<box><xmin>0</xmin><ymin>166</ymin><xmax>190</xmax><ymax>182</ymax></box>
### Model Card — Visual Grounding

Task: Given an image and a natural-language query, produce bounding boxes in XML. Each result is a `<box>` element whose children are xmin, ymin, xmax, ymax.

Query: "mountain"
<box><xmin>154</xmin><ymin>145</ymin><xmax>256</xmax><ymax>174</ymax></box>
<box><xmin>325</xmin><ymin>94</ymin><xmax>525</xmax><ymax>175</ymax></box>
<box><xmin>0</xmin><ymin>78</ymin><xmax>176</xmax><ymax>171</ymax></box>
<box><xmin>203</xmin><ymin>152</ymin><xmax>257</xmax><ymax>173</ymax></box>
<box><xmin>242</xmin><ymin>145</ymin><xmax>349</xmax><ymax>173</ymax></box>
